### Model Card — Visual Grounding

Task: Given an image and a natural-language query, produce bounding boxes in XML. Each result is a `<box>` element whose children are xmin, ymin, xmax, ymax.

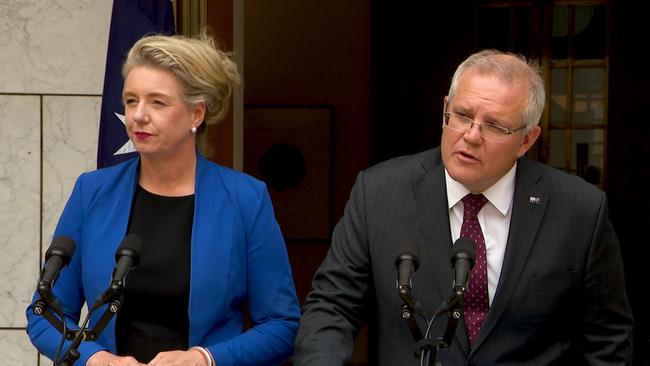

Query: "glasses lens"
<box><xmin>445</xmin><ymin>113</ymin><xmax>470</xmax><ymax>133</ymax></box>
<box><xmin>481</xmin><ymin>125</ymin><xmax>508</xmax><ymax>142</ymax></box>
<box><xmin>444</xmin><ymin>113</ymin><xmax>508</xmax><ymax>143</ymax></box>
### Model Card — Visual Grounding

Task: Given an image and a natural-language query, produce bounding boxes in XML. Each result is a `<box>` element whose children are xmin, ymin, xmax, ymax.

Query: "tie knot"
<box><xmin>462</xmin><ymin>193</ymin><xmax>488</xmax><ymax>217</ymax></box>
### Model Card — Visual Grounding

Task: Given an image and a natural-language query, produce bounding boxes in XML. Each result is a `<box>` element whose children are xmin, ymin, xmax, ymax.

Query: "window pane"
<box><xmin>551</xmin><ymin>6</ymin><xmax>569</xmax><ymax>59</ymax></box>
<box><xmin>574</xmin><ymin>6</ymin><xmax>607</xmax><ymax>59</ymax></box>
<box><xmin>548</xmin><ymin>129</ymin><xmax>566</xmax><ymax>170</ymax></box>
<box><xmin>477</xmin><ymin>8</ymin><xmax>510</xmax><ymax>51</ymax></box>
<box><xmin>550</xmin><ymin>68</ymin><xmax>568</xmax><ymax>125</ymax></box>
<box><xmin>572</xmin><ymin>129</ymin><xmax>604</xmax><ymax>185</ymax></box>
<box><xmin>572</xmin><ymin>68</ymin><xmax>605</xmax><ymax>124</ymax></box>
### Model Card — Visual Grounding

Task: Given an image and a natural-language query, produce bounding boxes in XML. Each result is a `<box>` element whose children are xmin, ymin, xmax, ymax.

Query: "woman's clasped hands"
<box><xmin>86</xmin><ymin>349</ymin><xmax>209</xmax><ymax>366</ymax></box>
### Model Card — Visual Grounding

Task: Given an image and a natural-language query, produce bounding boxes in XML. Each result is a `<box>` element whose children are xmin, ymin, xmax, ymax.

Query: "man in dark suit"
<box><xmin>293</xmin><ymin>50</ymin><xmax>633</xmax><ymax>365</ymax></box>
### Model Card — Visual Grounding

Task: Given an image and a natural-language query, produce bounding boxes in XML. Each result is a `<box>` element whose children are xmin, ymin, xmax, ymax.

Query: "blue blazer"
<box><xmin>27</xmin><ymin>154</ymin><xmax>301</xmax><ymax>366</ymax></box>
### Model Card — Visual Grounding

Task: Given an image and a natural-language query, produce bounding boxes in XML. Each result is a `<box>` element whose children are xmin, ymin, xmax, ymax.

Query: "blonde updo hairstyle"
<box><xmin>122</xmin><ymin>31</ymin><xmax>240</xmax><ymax>127</ymax></box>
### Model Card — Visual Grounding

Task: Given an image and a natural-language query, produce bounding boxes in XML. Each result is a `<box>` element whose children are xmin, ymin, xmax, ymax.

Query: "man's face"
<box><xmin>440</xmin><ymin>68</ymin><xmax>541</xmax><ymax>193</ymax></box>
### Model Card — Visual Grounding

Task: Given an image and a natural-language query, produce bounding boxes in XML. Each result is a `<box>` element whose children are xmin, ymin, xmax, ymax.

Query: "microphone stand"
<box><xmin>398</xmin><ymin>287</ymin><xmax>426</xmax><ymax>343</ymax></box>
<box><xmin>416</xmin><ymin>290</ymin><xmax>464</xmax><ymax>366</ymax></box>
<box><xmin>58</xmin><ymin>279</ymin><xmax>127</xmax><ymax>366</ymax></box>
<box><xmin>57</xmin><ymin>297</ymin><xmax>123</xmax><ymax>366</ymax></box>
<box><xmin>398</xmin><ymin>289</ymin><xmax>465</xmax><ymax>366</ymax></box>
<box><xmin>32</xmin><ymin>298</ymin><xmax>66</xmax><ymax>335</ymax></box>
<box><xmin>32</xmin><ymin>282</ymin><xmax>126</xmax><ymax>366</ymax></box>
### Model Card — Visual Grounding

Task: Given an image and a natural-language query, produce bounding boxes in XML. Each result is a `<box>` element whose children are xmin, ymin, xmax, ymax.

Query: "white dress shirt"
<box><xmin>445</xmin><ymin>164</ymin><xmax>517</xmax><ymax>305</ymax></box>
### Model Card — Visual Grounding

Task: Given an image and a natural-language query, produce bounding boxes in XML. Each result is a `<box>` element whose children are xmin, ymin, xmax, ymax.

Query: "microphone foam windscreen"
<box><xmin>45</xmin><ymin>236</ymin><xmax>76</xmax><ymax>262</ymax></box>
<box><xmin>115</xmin><ymin>234</ymin><xmax>144</xmax><ymax>265</ymax></box>
<box><xmin>451</xmin><ymin>237</ymin><xmax>476</xmax><ymax>264</ymax></box>
<box><xmin>394</xmin><ymin>241</ymin><xmax>422</xmax><ymax>268</ymax></box>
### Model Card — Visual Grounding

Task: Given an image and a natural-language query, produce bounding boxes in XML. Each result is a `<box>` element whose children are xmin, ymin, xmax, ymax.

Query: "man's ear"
<box><xmin>517</xmin><ymin>125</ymin><xmax>541</xmax><ymax>158</ymax></box>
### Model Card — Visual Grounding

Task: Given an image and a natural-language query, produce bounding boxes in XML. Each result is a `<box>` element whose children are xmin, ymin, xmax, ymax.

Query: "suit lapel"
<box><xmin>188</xmin><ymin>155</ymin><xmax>234</xmax><ymax>344</ymax></box>
<box><xmin>471</xmin><ymin>158</ymin><xmax>547</xmax><ymax>351</ymax></box>
<box><xmin>412</xmin><ymin>150</ymin><xmax>471</xmax><ymax>353</ymax></box>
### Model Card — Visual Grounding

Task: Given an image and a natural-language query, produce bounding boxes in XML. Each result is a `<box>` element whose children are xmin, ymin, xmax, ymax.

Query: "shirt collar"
<box><xmin>445</xmin><ymin>163</ymin><xmax>517</xmax><ymax>216</ymax></box>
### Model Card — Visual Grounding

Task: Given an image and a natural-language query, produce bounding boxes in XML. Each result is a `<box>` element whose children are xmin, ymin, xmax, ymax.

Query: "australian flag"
<box><xmin>97</xmin><ymin>0</ymin><xmax>175</xmax><ymax>168</ymax></box>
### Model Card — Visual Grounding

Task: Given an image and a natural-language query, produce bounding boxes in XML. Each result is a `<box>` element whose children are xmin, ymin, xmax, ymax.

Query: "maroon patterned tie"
<box><xmin>461</xmin><ymin>193</ymin><xmax>489</xmax><ymax>346</ymax></box>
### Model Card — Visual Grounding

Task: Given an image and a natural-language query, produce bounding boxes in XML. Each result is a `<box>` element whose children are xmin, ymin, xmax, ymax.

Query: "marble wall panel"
<box><xmin>42</xmin><ymin>95</ymin><xmax>101</xmax><ymax>242</ymax></box>
<box><xmin>0</xmin><ymin>0</ymin><xmax>112</xmax><ymax>94</ymax></box>
<box><xmin>0</xmin><ymin>330</ymin><xmax>37</xmax><ymax>366</ymax></box>
<box><xmin>0</xmin><ymin>95</ymin><xmax>41</xmax><ymax>328</ymax></box>
<box><xmin>1</xmin><ymin>1</ymin><xmax>110</xmax><ymax>363</ymax></box>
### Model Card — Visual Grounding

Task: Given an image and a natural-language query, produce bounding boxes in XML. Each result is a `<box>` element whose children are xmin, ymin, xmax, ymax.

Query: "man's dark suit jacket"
<box><xmin>294</xmin><ymin>147</ymin><xmax>633</xmax><ymax>365</ymax></box>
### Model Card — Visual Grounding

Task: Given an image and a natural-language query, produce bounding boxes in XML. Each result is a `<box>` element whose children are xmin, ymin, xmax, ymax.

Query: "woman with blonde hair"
<box><xmin>27</xmin><ymin>33</ymin><xmax>300</xmax><ymax>366</ymax></box>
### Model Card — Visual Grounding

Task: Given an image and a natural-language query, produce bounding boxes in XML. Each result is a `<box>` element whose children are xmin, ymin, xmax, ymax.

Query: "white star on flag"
<box><xmin>113</xmin><ymin>112</ymin><xmax>136</xmax><ymax>156</ymax></box>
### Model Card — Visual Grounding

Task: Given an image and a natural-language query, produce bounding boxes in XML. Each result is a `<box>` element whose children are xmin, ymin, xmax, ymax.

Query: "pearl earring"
<box><xmin>191</xmin><ymin>126</ymin><xmax>197</xmax><ymax>133</ymax></box>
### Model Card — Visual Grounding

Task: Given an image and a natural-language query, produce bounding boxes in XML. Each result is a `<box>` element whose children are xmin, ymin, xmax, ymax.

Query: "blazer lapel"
<box><xmin>188</xmin><ymin>155</ymin><xmax>235</xmax><ymax>344</ymax></box>
<box><xmin>471</xmin><ymin>158</ymin><xmax>547</xmax><ymax>351</ymax></box>
<box><xmin>412</xmin><ymin>150</ymin><xmax>470</xmax><ymax>353</ymax></box>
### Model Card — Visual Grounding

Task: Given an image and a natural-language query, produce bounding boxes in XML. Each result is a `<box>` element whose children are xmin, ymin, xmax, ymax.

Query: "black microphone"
<box><xmin>90</xmin><ymin>234</ymin><xmax>142</xmax><ymax>310</ymax></box>
<box><xmin>451</xmin><ymin>238</ymin><xmax>476</xmax><ymax>295</ymax></box>
<box><xmin>395</xmin><ymin>242</ymin><xmax>421</xmax><ymax>293</ymax></box>
<box><xmin>38</xmin><ymin>237</ymin><xmax>76</xmax><ymax>295</ymax></box>
<box><xmin>111</xmin><ymin>234</ymin><xmax>143</xmax><ymax>287</ymax></box>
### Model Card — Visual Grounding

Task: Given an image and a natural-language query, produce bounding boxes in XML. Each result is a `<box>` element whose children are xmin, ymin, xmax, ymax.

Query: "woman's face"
<box><xmin>122</xmin><ymin>65</ymin><xmax>204</xmax><ymax>160</ymax></box>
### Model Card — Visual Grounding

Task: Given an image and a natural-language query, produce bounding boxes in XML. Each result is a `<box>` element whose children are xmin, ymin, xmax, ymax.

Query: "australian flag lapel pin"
<box><xmin>528</xmin><ymin>196</ymin><xmax>541</xmax><ymax>205</ymax></box>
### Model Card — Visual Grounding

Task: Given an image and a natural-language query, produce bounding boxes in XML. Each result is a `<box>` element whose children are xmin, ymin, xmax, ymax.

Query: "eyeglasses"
<box><xmin>443</xmin><ymin>111</ymin><xmax>527</xmax><ymax>143</ymax></box>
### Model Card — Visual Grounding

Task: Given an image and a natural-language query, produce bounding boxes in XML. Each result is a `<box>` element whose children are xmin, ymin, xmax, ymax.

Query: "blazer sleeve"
<box><xmin>293</xmin><ymin>172</ymin><xmax>372</xmax><ymax>366</ymax></box>
<box><xmin>580</xmin><ymin>193</ymin><xmax>634</xmax><ymax>365</ymax></box>
<box><xmin>207</xmin><ymin>181</ymin><xmax>301</xmax><ymax>366</ymax></box>
<box><xmin>25</xmin><ymin>174</ymin><xmax>109</xmax><ymax>365</ymax></box>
